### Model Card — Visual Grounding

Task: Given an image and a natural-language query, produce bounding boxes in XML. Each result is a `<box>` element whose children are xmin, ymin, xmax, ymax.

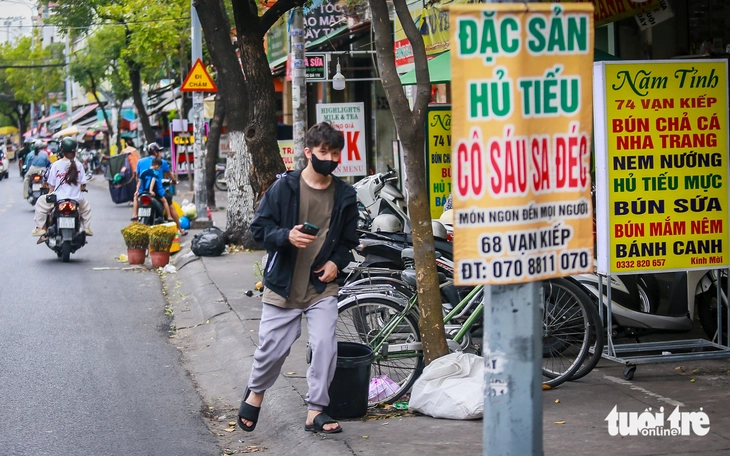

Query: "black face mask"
<box><xmin>310</xmin><ymin>152</ymin><xmax>339</xmax><ymax>176</ymax></box>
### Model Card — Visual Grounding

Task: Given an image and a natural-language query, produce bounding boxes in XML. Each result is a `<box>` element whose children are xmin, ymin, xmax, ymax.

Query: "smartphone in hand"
<box><xmin>300</xmin><ymin>222</ymin><xmax>320</xmax><ymax>236</ymax></box>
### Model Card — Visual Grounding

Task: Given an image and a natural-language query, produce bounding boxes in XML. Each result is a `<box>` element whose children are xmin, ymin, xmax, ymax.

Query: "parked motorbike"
<box><xmin>0</xmin><ymin>149</ymin><xmax>8</xmax><ymax>180</ymax></box>
<box><xmin>353</xmin><ymin>166</ymin><xmax>409</xmax><ymax>232</ymax></box>
<box><xmin>27</xmin><ymin>172</ymin><xmax>48</xmax><ymax>205</ymax></box>
<box><xmin>214</xmin><ymin>163</ymin><xmax>227</xmax><ymax>191</ymax></box>
<box><xmin>43</xmin><ymin>197</ymin><xmax>87</xmax><ymax>262</ymax></box>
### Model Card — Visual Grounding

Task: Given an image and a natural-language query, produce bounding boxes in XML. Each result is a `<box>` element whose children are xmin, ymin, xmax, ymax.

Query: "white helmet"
<box><xmin>439</xmin><ymin>209</ymin><xmax>454</xmax><ymax>229</ymax></box>
<box><xmin>371</xmin><ymin>214</ymin><xmax>403</xmax><ymax>234</ymax></box>
<box><xmin>34</xmin><ymin>139</ymin><xmax>45</xmax><ymax>149</ymax></box>
<box><xmin>432</xmin><ymin>220</ymin><xmax>448</xmax><ymax>240</ymax></box>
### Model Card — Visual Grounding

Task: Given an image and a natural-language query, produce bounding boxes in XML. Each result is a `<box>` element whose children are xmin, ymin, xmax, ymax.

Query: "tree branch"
<box><xmin>393</xmin><ymin>0</ymin><xmax>430</xmax><ymax>127</ymax></box>
<box><xmin>260</xmin><ymin>0</ymin><xmax>305</xmax><ymax>34</ymax></box>
<box><xmin>369</xmin><ymin>0</ymin><xmax>411</xmax><ymax>124</ymax></box>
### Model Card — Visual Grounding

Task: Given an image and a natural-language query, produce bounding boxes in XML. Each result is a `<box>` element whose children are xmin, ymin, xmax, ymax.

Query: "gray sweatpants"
<box><xmin>248</xmin><ymin>296</ymin><xmax>338</xmax><ymax>411</ymax></box>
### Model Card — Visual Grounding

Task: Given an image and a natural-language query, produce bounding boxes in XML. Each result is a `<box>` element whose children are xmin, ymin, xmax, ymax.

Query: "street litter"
<box><xmin>369</xmin><ymin>375</ymin><xmax>401</xmax><ymax>403</ymax></box>
<box><xmin>161</xmin><ymin>264</ymin><xmax>177</xmax><ymax>274</ymax></box>
<box><xmin>191</xmin><ymin>226</ymin><xmax>227</xmax><ymax>256</ymax></box>
<box><xmin>118</xmin><ymin>253</ymin><xmax>128</xmax><ymax>262</ymax></box>
<box><xmin>409</xmin><ymin>352</ymin><xmax>484</xmax><ymax>420</ymax></box>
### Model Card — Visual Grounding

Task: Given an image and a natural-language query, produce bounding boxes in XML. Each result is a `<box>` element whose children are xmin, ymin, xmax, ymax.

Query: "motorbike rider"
<box><xmin>131</xmin><ymin>143</ymin><xmax>185</xmax><ymax>234</ymax></box>
<box><xmin>17</xmin><ymin>139</ymin><xmax>31</xmax><ymax>173</ymax></box>
<box><xmin>23</xmin><ymin>139</ymin><xmax>51</xmax><ymax>199</ymax></box>
<box><xmin>31</xmin><ymin>138</ymin><xmax>93</xmax><ymax>237</ymax></box>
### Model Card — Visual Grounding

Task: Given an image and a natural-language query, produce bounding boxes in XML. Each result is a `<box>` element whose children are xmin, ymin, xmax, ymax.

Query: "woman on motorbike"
<box><xmin>31</xmin><ymin>138</ymin><xmax>93</xmax><ymax>237</ymax></box>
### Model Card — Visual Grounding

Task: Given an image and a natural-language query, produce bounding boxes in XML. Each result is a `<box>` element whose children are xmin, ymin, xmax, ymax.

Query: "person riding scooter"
<box><xmin>32</xmin><ymin>138</ymin><xmax>93</xmax><ymax>237</ymax></box>
<box><xmin>23</xmin><ymin>140</ymin><xmax>51</xmax><ymax>199</ymax></box>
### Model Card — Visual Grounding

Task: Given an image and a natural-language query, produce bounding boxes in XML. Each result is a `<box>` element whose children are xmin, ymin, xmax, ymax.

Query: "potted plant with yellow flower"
<box><xmin>148</xmin><ymin>224</ymin><xmax>179</xmax><ymax>268</ymax></box>
<box><xmin>121</xmin><ymin>222</ymin><xmax>150</xmax><ymax>265</ymax></box>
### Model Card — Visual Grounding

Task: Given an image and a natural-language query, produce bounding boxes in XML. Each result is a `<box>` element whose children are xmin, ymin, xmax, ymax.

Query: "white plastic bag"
<box><xmin>408</xmin><ymin>352</ymin><xmax>484</xmax><ymax>420</ymax></box>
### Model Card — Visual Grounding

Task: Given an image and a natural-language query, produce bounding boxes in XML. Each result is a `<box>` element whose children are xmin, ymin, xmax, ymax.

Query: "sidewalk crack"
<box><xmin>176</xmin><ymin>310</ymin><xmax>230</xmax><ymax>330</ymax></box>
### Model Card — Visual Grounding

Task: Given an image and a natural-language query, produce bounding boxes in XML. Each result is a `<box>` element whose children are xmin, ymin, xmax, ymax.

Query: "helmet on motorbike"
<box><xmin>60</xmin><ymin>137</ymin><xmax>77</xmax><ymax>155</ymax></box>
<box><xmin>439</xmin><ymin>209</ymin><xmax>454</xmax><ymax>229</ymax></box>
<box><xmin>370</xmin><ymin>214</ymin><xmax>403</xmax><ymax>234</ymax></box>
<box><xmin>431</xmin><ymin>220</ymin><xmax>448</xmax><ymax>240</ymax></box>
<box><xmin>147</xmin><ymin>143</ymin><xmax>161</xmax><ymax>155</ymax></box>
<box><xmin>33</xmin><ymin>139</ymin><xmax>45</xmax><ymax>150</ymax></box>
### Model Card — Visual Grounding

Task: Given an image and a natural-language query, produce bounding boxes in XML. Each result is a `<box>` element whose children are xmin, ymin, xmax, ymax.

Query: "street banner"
<box><xmin>594</xmin><ymin>59</ymin><xmax>730</xmax><ymax>274</ymax></box>
<box><xmin>635</xmin><ymin>0</ymin><xmax>673</xmax><ymax>30</ymax></box>
<box><xmin>426</xmin><ymin>106</ymin><xmax>452</xmax><ymax>218</ymax></box>
<box><xmin>539</xmin><ymin>0</ymin><xmax>661</xmax><ymax>27</ymax></box>
<box><xmin>316</xmin><ymin>102</ymin><xmax>367</xmax><ymax>176</ymax></box>
<box><xmin>450</xmin><ymin>3</ymin><xmax>595</xmax><ymax>285</ymax></box>
<box><xmin>279</xmin><ymin>140</ymin><xmax>295</xmax><ymax>171</ymax></box>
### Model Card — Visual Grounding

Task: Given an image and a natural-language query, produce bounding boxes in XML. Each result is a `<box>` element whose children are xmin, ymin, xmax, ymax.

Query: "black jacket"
<box><xmin>251</xmin><ymin>169</ymin><xmax>359</xmax><ymax>299</ymax></box>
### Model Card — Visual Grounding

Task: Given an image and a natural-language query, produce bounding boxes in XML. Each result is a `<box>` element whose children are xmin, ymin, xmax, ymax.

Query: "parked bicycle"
<box><xmin>336</xmin><ymin>249</ymin><xmax>604</xmax><ymax>404</ymax></box>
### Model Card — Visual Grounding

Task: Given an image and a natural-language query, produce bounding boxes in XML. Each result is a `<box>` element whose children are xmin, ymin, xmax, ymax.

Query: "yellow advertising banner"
<box><xmin>279</xmin><ymin>140</ymin><xmax>295</xmax><ymax>170</ymax></box>
<box><xmin>540</xmin><ymin>0</ymin><xmax>661</xmax><ymax>27</ymax></box>
<box><xmin>450</xmin><ymin>3</ymin><xmax>595</xmax><ymax>285</ymax></box>
<box><xmin>594</xmin><ymin>60</ymin><xmax>730</xmax><ymax>274</ymax></box>
<box><xmin>427</xmin><ymin>106</ymin><xmax>453</xmax><ymax>218</ymax></box>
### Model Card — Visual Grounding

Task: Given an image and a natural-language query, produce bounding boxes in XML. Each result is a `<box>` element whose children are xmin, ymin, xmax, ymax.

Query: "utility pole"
<box><xmin>291</xmin><ymin>8</ymin><xmax>307</xmax><ymax>169</ymax></box>
<box><xmin>481</xmin><ymin>1</ymin><xmax>542</xmax><ymax>456</ymax></box>
<box><xmin>65</xmin><ymin>30</ymin><xmax>72</xmax><ymax>127</ymax></box>
<box><xmin>190</xmin><ymin>0</ymin><xmax>208</xmax><ymax>224</ymax></box>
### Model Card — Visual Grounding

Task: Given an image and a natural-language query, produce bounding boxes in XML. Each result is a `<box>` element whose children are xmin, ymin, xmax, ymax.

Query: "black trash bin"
<box><xmin>323</xmin><ymin>342</ymin><xmax>375</xmax><ymax>419</ymax></box>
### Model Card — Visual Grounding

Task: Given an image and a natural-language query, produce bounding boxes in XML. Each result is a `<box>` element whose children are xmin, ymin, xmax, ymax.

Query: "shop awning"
<box><xmin>399</xmin><ymin>51</ymin><xmax>451</xmax><ymax>86</ymax></box>
<box><xmin>400</xmin><ymin>48</ymin><xmax>621</xmax><ymax>85</ymax></box>
<box><xmin>36</xmin><ymin>111</ymin><xmax>66</xmax><ymax>125</ymax></box>
<box><xmin>71</xmin><ymin>103</ymin><xmax>99</xmax><ymax>123</ymax></box>
<box><xmin>306</xmin><ymin>25</ymin><xmax>349</xmax><ymax>50</ymax></box>
<box><xmin>269</xmin><ymin>54</ymin><xmax>287</xmax><ymax>73</ymax></box>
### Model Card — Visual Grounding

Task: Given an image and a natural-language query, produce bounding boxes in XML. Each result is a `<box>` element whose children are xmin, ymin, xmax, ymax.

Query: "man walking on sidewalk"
<box><xmin>238</xmin><ymin>122</ymin><xmax>359</xmax><ymax>434</ymax></box>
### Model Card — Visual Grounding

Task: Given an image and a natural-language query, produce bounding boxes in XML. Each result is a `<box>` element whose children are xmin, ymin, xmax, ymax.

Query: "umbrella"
<box><xmin>0</xmin><ymin>126</ymin><xmax>19</xmax><ymax>135</ymax></box>
<box><xmin>53</xmin><ymin>126</ymin><xmax>80</xmax><ymax>138</ymax></box>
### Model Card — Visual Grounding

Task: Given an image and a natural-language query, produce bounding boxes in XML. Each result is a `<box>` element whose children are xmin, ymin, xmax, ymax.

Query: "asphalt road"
<box><xmin>0</xmin><ymin>163</ymin><xmax>218</xmax><ymax>455</ymax></box>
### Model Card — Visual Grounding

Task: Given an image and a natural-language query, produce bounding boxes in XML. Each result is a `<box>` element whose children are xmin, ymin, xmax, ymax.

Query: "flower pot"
<box><xmin>150</xmin><ymin>250</ymin><xmax>171</xmax><ymax>268</ymax></box>
<box><xmin>127</xmin><ymin>248</ymin><xmax>146</xmax><ymax>265</ymax></box>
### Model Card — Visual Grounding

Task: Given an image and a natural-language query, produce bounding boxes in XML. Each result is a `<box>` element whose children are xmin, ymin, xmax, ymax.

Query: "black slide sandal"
<box><xmin>236</xmin><ymin>388</ymin><xmax>260</xmax><ymax>432</ymax></box>
<box><xmin>304</xmin><ymin>412</ymin><xmax>342</xmax><ymax>434</ymax></box>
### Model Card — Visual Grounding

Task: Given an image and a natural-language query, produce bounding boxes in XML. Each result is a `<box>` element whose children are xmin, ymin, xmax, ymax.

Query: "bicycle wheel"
<box><xmin>542</xmin><ymin>278</ymin><xmax>592</xmax><ymax>387</ymax></box>
<box><xmin>567</xmin><ymin>289</ymin><xmax>604</xmax><ymax>381</ymax></box>
<box><xmin>336</xmin><ymin>297</ymin><xmax>424</xmax><ymax>405</ymax></box>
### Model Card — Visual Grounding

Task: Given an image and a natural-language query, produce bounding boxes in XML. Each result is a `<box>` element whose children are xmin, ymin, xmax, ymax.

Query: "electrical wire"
<box><xmin>0</xmin><ymin>17</ymin><xmax>190</xmax><ymax>29</ymax></box>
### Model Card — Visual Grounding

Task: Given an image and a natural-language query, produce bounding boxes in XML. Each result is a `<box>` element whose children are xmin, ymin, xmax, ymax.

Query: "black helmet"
<box><xmin>147</xmin><ymin>143</ymin><xmax>161</xmax><ymax>155</ymax></box>
<box><xmin>60</xmin><ymin>137</ymin><xmax>77</xmax><ymax>154</ymax></box>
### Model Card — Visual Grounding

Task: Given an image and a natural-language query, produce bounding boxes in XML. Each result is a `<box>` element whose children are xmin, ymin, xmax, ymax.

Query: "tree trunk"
<box><xmin>127</xmin><ymin>62</ymin><xmax>155</xmax><ymax>144</ymax></box>
<box><xmin>87</xmin><ymin>72</ymin><xmax>114</xmax><ymax>155</ymax></box>
<box><xmin>116</xmin><ymin>105</ymin><xmax>124</xmax><ymax>152</ymax></box>
<box><xmin>369</xmin><ymin>0</ymin><xmax>449</xmax><ymax>364</ymax></box>
<box><xmin>15</xmin><ymin>103</ymin><xmax>28</xmax><ymax>138</ymax></box>
<box><xmin>195</xmin><ymin>0</ymin><xmax>254</xmax><ymax>245</ymax></box>
<box><xmin>206</xmin><ymin>93</ymin><xmax>225</xmax><ymax>207</ymax></box>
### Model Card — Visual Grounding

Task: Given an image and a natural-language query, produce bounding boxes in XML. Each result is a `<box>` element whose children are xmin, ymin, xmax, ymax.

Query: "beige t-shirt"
<box><xmin>263</xmin><ymin>176</ymin><xmax>338</xmax><ymax>309</ymax></box>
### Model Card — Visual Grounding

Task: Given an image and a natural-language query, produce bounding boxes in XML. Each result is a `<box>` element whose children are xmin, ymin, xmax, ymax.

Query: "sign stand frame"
<box><xmin>597</xmin><ymin>269</ymin><xmax>730</xmax><ymax>380</ymax></box>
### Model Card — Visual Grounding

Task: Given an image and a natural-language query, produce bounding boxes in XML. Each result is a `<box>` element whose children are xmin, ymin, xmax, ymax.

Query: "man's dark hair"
<box><xmin>152</xmin><ymin>157</ymin><xmax>162</xmax><ymax>167</ymax></box>
<box><xmin>306</xmin><ymin>122</ymin><xmax>344</xmax><ymax>151</ymax></box>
